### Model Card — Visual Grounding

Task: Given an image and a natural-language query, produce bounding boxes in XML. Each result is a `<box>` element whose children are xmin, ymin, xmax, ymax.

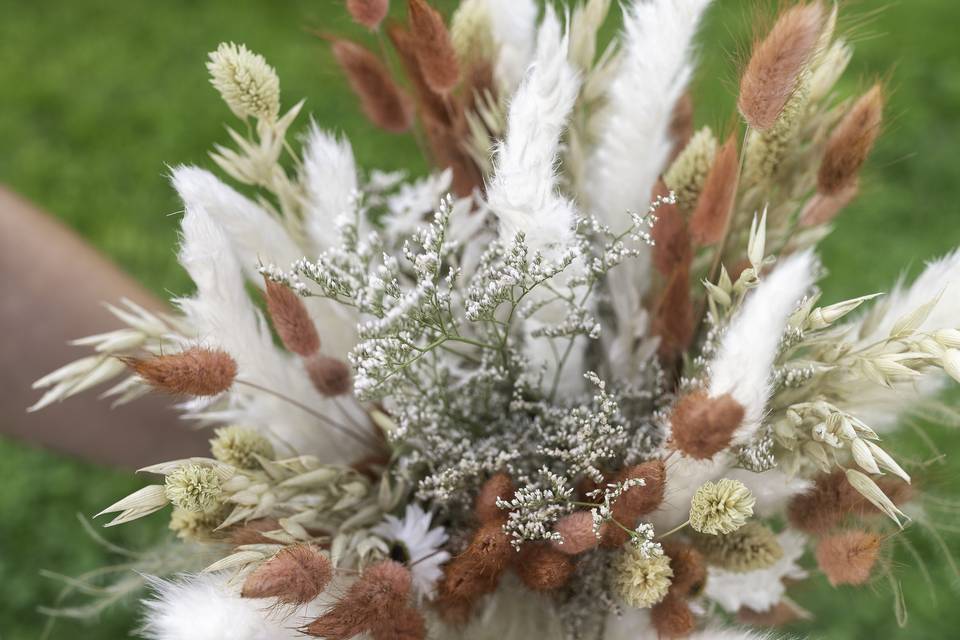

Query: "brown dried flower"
<box><xmin>602</xmin><ymin>460</ymin><xmax>667</xmax><ymax>548</ymax></box>
<box><xmin>264</xmin><ymin>277</ymin><xmax>320</xmax><ymax>357</ymax></box>
<box><xmin>799</xmin><ymin>180</ymin><xmax>859</xmax><ymax>227</ymax></box>
<box><xmin>651</xmin><ymin>594</ymin><xmax>695</xmax><ymax>639</ymax></box>
<box><xmin>815</xmin><ymin>530</ymin><xmax>882</xmax><ymax>586</ymax></box>
<box><xmin>242</xmin><ymin>544</ymin><xmax>332</xmax><ymax>604</ymax></box>
<box><xmin>738</xmin><ymin>2</ymin><xmax>825</xmax><ymax>130</ymax></box>
<box><xmin>370</xmin><ymin>607</ymin><xmax>427</xmax><ymax>640</ymax></box>
<box><xmin>689</xmin><ymin>135</ymin><xmax>739</xmax><ymax>246</ymax></box>
<box><xmin>818</xmin><ymin>84</ymin><xmax>884</xmax><ymax>195</ymax></box>
<box><xmin>651</xmin><ymin>183</ymin><xmax>691</xmax><ymax>277</ymax></box>
<box><xmin>551</xmin><ymin>510</ymin><xmax>600</xmax><ymax>556</ymax></box>
<box><xmin>515</xmin><ymin>543</ymin><xmax>576</xmax><ymax>592</ymax></box>
<box><xmin>347</xmin><ymin>0</ymin><xmax>389</xmax><ymax>30</ymax></box>
<box><xmin>653</xmin><ymin>264</ymin><xmax>695</xmax><ymax>365</ymax></box>
<box><xmin>305</xmin><ymin>560</ymin><xmax>412</xmax><ymax>638</ymax></box>
<box><xmin>407</xmin><ymin>0</ymin><xmax>460</xmax><ymax>94</ymax></box>
<box><xmin>670</xmin><ymin>391</ymin><xmax>745</xmax><ymax>460</ymax></box>
<box><xmin>123</xmin><ymin>347</ymin><xmax>236</xmax><ymax>396</ymax></box>
<box><xmin>474</xmin><ymin>473</ymin><xmax>514</xmax><ymax>524</ymax></box>
<box><xmin>306</xmin><ymin>354</ymin><xmax>353</xmax><ymax>397</ymax></box>
<box><xmin>661</xmin><ymin>541</ymin><xmax>707</xmax><ymax>598</ymax></box>
<box><xmin>331</xmin><ymin>38</ymin><xmax>414</xmax><ymax>133</ymax></box>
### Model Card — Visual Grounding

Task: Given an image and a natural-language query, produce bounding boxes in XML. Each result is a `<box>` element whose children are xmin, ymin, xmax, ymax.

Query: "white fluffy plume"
<box><xmin>708</xmin><ymin>250</ymin><xmax>817</xmax><ymax>443</ymax></box>
<box><xmin>171</xmin><ymin>166</ymin><xmax>303</xmax><ymax>283</ymax></box>
<box><xmin>483</xmin><ymin>0</ymin><xmax>539</xmax><ymax>94</ymax></box>
<box><xmin>585</xmin><ymin>0</ymin><xmax>713</xmax><ymax>229</ymax></box>
<box><xmin>301</xmin><ymin>123</ymin><xmax>359</xmax><ymax>255</ymax></box>
<box><xmin>174</xmin><ymin>196</ymin><xmax>364</xmax><ymax>460</ymax></box>
<box><xmin>140</xmin><ymin>572</ymin><xmax>321</xmax><ymax>640</ymax></box>
<box><xmin>171</xmin><ymin>165</ymin><xmax>356</xmax><ymax>359</ymax></box>
<box><xmin>487</xmin><ymin>6</ymin><xmax>581</xmax><ymax>252</ymax></box>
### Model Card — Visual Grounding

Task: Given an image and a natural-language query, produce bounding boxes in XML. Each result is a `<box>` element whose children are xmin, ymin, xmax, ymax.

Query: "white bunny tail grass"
<box><xmin>301</xmin><ymin>123</ymin><xmax>359</xmax><ymax>255</ymax></box>
<box><xmin>586</xmin><ymin>0</ymin><xmax>713</xmax><ymax>230</ymax></box>
<box><xmin>487</xmin><ymin>5</ymin><xmax>581</xmax><ymax>253</ymax></box>
<box><xmin>708</xmin><ymin>250</ymin><xmax>817</xmax><ymax>443</ymax></box>
<box><xmin>171</xmin><ymin>166</ymin><xmax>302</xmax><ymax>284</ymax></box>
<box><xmin>140</xmin><ymin>572</ymin><xmax>321</xmax><ymax>640</ymax></box>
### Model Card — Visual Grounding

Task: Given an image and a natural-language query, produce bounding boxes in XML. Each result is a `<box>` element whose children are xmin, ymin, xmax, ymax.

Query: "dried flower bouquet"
<box><xmin>33</xmin><ymin>1</ymin><xmax>960</xmax><ymax>638</ymax></box>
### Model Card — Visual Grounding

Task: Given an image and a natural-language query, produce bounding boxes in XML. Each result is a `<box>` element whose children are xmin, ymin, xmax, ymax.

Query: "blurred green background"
<box><xmin>1</xmin><ymin>0</ymin><xmax>959</xmax><ymax>638</ymax></box>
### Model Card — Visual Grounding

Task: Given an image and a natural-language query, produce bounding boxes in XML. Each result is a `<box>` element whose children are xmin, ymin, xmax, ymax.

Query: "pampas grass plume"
<box><xmin>738</xmin><ymin>2</ymin><xmax>825</xmax><ymax>130</ymax></box>
<box><xmin>123</xmin><ymin>347</ymin><xmax>236</xmax><ymax>396</ymax></box>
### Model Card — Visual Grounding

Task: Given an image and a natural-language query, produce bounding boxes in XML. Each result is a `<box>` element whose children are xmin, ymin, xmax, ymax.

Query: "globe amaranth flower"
<box><xmin>210</xmin><ymin>425</ymin><xmax>273</xmax><ymax>470</ymax></box>
<box><xmin>689</xmin><ymin>478</ymin><xmax>756</xmax><ymax>535</ymax></box>
<box><xmin>612</xmin><ymin>544</ymin><xmax>674</xmax><ymax>608</ymax></box>
<box><xmin>164</xmin><ymin>464</ymin><xmax>223</xmax><ymax>513</ymax></box>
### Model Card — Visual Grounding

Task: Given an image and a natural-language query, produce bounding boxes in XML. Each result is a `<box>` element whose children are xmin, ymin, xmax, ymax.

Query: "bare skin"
<box><xmin>0</xmin><ymin>185</ymin><xmax>208</xmax><ymax>469</ymax></box>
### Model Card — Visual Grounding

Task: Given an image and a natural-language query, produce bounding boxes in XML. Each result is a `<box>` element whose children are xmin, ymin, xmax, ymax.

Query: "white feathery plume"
<box><xmin>586</xmin><ymin>0</ymin><xmax>713</xmax><ymax>380</ymax></box>
<box><xmin>704</xmin><ymin>531</ymin><xmax>807</xmax><ymax>614</ymax></box>
<box><xmin>141</xmin><ymin>572</ymin><xmax>324</xmax><ymax>640</ymax></box>
<box><xmin>301</xmin><ymin>123</ymin><xmax>359</xmax><ymax>255</ymax></box>
<box><xmin>856</xmin><ymin>249</ymin><xmax>960</xmax><ymax>341</ymax></box>
<box><xmin>171</xmin><ymin>166</ymin><xmax>303</xmax><ymax>281</ymax></box>
<box><xmin>482</xmin><ymin>0</ymin><xmax>538</xmax><ymax>94</ymax></box>
<box><xmin>838</xmin><ymin>250</ymin><xmax>960</xmax><ymax>432</ymax></box>
<box><xmin>585</xmin><ymin>0</ymin><xmax>713</xmax><ymax>230</ymax></box>
<box><xmin>708</xmin><ymin>250</ymin><xmax>817</xmax><ymax>443</ymax></box>
<box><xmin>487</xmin><ymin>5</ymin><xmax>581</xmax><ymax>253</ymax></box>
<box><xmin>171</xmin><ymin>165</ymin><xmax>356</xmax><ymax>360</ymax></box>
<box><xmin>174</xmin><ymin>199</ymin><xmax>363</xmax><ymax>460</ymax></box>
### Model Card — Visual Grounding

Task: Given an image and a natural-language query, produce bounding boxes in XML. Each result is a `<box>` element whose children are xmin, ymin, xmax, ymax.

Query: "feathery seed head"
<box><xmin>207</xmin><ymin>42</ymin><xmax>280</xmax><ymax>121</ymax></box>
<box><xmin>331</xmin><ymin>39</ymin><xmax>414</xmax><ymax>133</ymax></box>
<box><xmin>515</xmin><ymin>543</ymin><xmax>577</xmax><ymax>591</ymax></box>
<box><xmin>815</xmin><ymin>530</ymin><xmax>881</xmax><ymax>586</ymax></box>
<box><xmin>306</xmin><ymin>354</ymin><xmax>353</xmax><ymax>397</ymax></box>
<box><xmin>670</xmin><ymin>391</ymin><xmax>745</xmax><ymax>460</ymax></box>
<box><xmin>689</xmin><ymin>479</ymin><xmax>755</xmax><ymax>535</ymax></box>
<box><xmin>123</xmin><ymin>347</ymin><xmax>237</xmax><ymax>396</ymax></box>
<box><xmin>242</xmin><ymin>544</ymin><xmax>333</xmax><ymax>604</ymax></box>
<box><xmin>689</xmin><ymin>135</ymin><xmax>739</xmax><ymax>246</ymax></box>
<box><xmin>264</xmin><ymin>277</ymin><xmax>320</xmax><ymax>356</ymax></box>
<box><xmin>347</xmin><ymin>0</ymin><xmax>389</xmax><ymax>30</ymax></box>
<box><xmin>450</xmin><ymin>0</ymin><xmax>496</xmax><ymax>68</ymax></box>
<box><xmin>738</xmin><ymin>2</ymin><xmax>826</xmax><ymax>129</ymax></box>
<box><xmin>407</xmin><ymin>0</ymin><xmax>460</xmax><ymax>94</ymax></box>
<box><xmin>552</xmin><ymin>510</ymin><xmax>601</xmax><ymax>555</ymax></box>
<box><xmin>651</xmin><ymin>594</ymin><xmax>695</xmax><ymax>639</ymax></box>
<box><xmin>664</xmin><ymin>127</ymin><xmax>718</xmax><ymax>213</ymax></box>
<box><xmin>818</xmin><ymin>84</ymin><xmax>884</xmax><ymax>195</ymax></box>
<box><xmin>474</xmin><ymin>473</ymin><xmax>514</xmax><ymax>524</ymax></box>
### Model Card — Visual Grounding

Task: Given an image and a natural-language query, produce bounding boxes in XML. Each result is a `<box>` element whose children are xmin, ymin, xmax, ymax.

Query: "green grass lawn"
<box><xmin>2</xmin><ymin>1</ymin><xmax>959</xmax><ymax>638</ymax></box>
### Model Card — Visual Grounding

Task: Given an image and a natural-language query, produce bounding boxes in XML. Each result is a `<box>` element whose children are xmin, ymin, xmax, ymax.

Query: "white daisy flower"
<box><xmin>372</xmin><ymin>503</ymin><xmax>451</xmax><ymax>600</ymax></box>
